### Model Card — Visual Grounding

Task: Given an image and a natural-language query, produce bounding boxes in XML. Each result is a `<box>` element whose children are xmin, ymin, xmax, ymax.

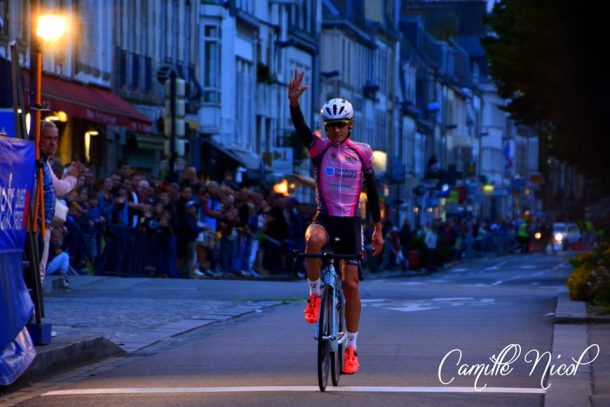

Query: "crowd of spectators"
<box><xmin>49</xmin><ymin>160</ymin><xmax>312</xmax><ymax>280</ymax></box>
<box><xmin>48</xmin><ymin>159</ymin><xmax>584</xmax><ymax>282</ymax></box>
<box><xmin>376</xmin><ymin>217</ymin><xmax>566</xmax><ymax>273</ymax></box>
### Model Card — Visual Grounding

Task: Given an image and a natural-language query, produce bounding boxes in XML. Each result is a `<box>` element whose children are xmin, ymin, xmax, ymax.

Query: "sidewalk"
<box><xmin>4</xmin><ymin>275</ymin><xmax>282</xmax><ymax>388</ymax></box>
<box><xmin>548</xmin><ymin>288</ymin><xmax>610</xmax><ymax>407</ymax></box>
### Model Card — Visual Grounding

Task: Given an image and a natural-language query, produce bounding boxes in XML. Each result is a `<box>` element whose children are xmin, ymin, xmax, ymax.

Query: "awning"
<box><xmin>22</xmin><ymin>71</ymin><xmax>153</xmax><ymax>132</ymax></box>
<box><xmin>202</xmin><ymin>139</ymin><xmax>262</xmax><ymax>171</ymax></box>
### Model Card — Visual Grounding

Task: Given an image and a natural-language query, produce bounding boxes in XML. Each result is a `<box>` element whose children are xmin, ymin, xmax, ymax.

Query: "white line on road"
<box><xmin>42</xmin><ymin>386</ymin><xmax>546</xmax><ymax>396</ymax></box>
<box><xmin>485</xmin><ymin>261</ymin><xmax>507</xmax><ymax>271</ymax></box>
<box><xmin>553</xmin><ymin>262</ymin><xmax>569</xmax><ymax>270</ymax></box>
<box><xmin>432</xmin><ymin>297</ymin><xmax>475</xmax><ymax>301</ymax></box>
<box><xmin>520</xmin><ymin>265</ymin><xmax>536</xmax><ymax>269</ymax></box>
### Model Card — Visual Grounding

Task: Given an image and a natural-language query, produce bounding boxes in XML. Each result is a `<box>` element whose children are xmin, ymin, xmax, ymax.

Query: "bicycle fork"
<box><xmin>314</xmin><ymin>265</ymin><xmax>346</xmax><ymax>353</ymax></box>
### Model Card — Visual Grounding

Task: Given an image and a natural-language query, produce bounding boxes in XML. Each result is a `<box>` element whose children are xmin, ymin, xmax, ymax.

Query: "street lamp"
<box><xmin>27</xmin><ymin>6</ymin><xmax>69</xmax><ymax>341</ymax></box>
<box><xmin>36</xmin><ymin>14</ymin><xmax>68</xmax><ymax>41</ymax></box>
<box><xmin>30</xmin><ymin>10</ymin><xmax>69</xmax><ymax>234</ymax></box>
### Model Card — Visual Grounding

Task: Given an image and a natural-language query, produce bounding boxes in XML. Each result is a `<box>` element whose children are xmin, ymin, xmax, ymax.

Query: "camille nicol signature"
<box><xmin>437</xmin><ymin>343</ymin><xmax>600</xmax><ymax>391</ymax></box>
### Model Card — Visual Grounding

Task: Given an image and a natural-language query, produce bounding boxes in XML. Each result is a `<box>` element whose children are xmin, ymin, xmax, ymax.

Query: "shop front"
<box><xmin>22</xmin><ymin>71</ymin><xmax>153</xmax><ymax>176</ymax></box>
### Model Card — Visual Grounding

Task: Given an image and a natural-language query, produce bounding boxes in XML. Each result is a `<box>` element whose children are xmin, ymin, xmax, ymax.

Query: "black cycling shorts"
<box><xmin>309</xmin><ymin>213</ymin><xmax>363</xmax><ymax>266</ymax></box>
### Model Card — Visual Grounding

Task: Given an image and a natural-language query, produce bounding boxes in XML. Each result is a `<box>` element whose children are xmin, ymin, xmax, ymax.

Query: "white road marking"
<box><xmin>553</xmin><ymin>262</ymin><xmax>570</xmax><ymax>270</ymax></box>
<box><xmin>451</xmin><ymin>268</ymin><xmax>468</xmax><ymax>272</ymax></box>
<box><xmin>387</xmin><ymin>305</ymin><xmax>439</xmax><ymax>312</ymax></box>
<box><xmin>42</xmin><ymin>386</ymin><xmax>546</xmax><ymax>396</ymax></box>
<box><xmin>432</xmin><ymin>297</ymin><xmax>474</xmax><ymax>302</ymax></box>
<box><xmin>520</xmin><ymin>265</ymin><xmax>536</xmax><ymax>269</ymax></box>
<box><xmin>485</xmin><ymin>261</ymin><xmax>507</xmax><ymax>271</ymax></box>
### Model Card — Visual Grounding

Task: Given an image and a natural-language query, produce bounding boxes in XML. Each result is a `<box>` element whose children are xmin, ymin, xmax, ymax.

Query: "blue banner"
<box><xmin>0</xmin><ymin>135</ymin><xmax>36</xmax><ymax>385</ymax></box>
<box><xmin>0</xmin><ymin>108</ymin><xmax>15</xmax><ymax>138</ymax></box>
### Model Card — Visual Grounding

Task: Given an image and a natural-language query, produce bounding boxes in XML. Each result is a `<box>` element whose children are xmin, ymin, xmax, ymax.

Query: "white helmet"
<box><xmin>320</xmin><ymin>98</ymin><xmax>353</xmax><ymax>121</ymax></box>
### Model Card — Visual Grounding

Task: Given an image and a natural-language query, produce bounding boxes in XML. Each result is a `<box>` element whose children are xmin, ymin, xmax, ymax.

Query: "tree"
<box><xmin>483</xmin><ymin>0</ymin><xmax>610</xmax><ymax>188</ymax></box>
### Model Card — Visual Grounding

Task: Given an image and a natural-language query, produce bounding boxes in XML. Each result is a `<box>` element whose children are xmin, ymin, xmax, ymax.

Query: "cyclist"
<box><xmin>288</xmin><ymin>68</ymin><xmax>384</xmax><ymax>375</ymax></box>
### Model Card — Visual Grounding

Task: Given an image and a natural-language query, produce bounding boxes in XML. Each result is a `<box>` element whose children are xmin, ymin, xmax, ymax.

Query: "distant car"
<box><xmin>552</xmin><ymin>222</ymin><xmax>581</xmax><ymax>250</ymax></box>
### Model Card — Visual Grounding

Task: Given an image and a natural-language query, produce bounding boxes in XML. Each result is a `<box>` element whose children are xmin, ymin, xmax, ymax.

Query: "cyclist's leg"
<box><xmin>341</xmin><ymin>261</ymin><xmax>361</xmax><ymax>374</ymax></box>
<box><xmin>303</xmin><ymin>223</ymin><xmax>329</xmax><ymax>323</ymax></box>
<box><xmin>305</xmin><ymin>224</ymin><xmax>329</xmax><ymax>282</ymax></box>
<box><xmin>341</xmin><ymin>262</ymin><xmax>361</xmax><ymax>333</ymax></box>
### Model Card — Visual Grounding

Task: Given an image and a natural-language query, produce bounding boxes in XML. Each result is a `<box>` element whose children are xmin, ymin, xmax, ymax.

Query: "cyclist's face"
<box><xmin>325</xmin><ymin>120</ymin><xmax>352</xmax><ymax>144</ymax></box>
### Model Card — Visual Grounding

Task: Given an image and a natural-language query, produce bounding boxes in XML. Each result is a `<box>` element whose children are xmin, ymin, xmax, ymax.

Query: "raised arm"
<box><xmin>288</xmin><ymin>68</ymin><xmax>314</xmax><ymax>147</ymax></box>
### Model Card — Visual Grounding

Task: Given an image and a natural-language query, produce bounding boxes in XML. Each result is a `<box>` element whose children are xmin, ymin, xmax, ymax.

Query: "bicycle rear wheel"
<box><xmin>317</xmin><ymin>286</ymin><xmax>331</xmax><ymax>392</ymax></box>
<box><xmin>331</xmin><ymin>289</ymin><xmax>344</xmax><ymax>386</ymax></box>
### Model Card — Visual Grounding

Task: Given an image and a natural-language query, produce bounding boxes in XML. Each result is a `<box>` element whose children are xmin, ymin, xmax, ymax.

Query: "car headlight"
<box><xmin>534</xmin><ymin>232</ymin><xmax>542</xmax><ymax>240</ymax></box>
<box><xmin>554</xmin><ymin>233</ymin><xmax>564</xmax><ymax>242</ymax></box>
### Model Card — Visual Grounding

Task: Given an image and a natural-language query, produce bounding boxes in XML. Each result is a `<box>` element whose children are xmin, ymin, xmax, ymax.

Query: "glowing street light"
<box><xmin>36</xmin><ymin>14</ymin><xmax>68</xmax><ymax>42</ymax></box>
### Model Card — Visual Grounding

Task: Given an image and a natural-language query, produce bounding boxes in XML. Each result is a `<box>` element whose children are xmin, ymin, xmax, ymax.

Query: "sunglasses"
<box><xmin>324</xmin><ymin>120</ymin><xmax>350</xmax><ymax>129</ymax></box>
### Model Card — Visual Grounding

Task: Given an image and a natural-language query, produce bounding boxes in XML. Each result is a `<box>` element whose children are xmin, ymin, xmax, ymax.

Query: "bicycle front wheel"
<box><xmin>331</xmin><ymin>289</ymin><xmax>344</xmax><ymax>386</ymax></box>
<box><xmin>317</xmin><ymin>285</ymin><xmax>332</xmax><ymax>392</ymax></box>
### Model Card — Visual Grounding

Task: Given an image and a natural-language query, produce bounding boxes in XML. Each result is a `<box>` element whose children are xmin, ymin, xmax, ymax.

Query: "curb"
<box><xmin>10</xmin><ymin>336</ymin><xmax>124</xmax><ymax>387</ymax></box>
<box><xmin>43</xmin><ymin>274</ymin><xmax>298</xmax><ymax>294</ymax></box>
<box><xmin>554</xmin><ymin>290</ymin><xmax>610</xmax><ymax>324</ymax></box>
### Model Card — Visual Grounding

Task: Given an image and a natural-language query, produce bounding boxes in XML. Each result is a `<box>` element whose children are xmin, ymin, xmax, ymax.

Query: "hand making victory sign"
<box><xmin>288</xmin><ymin>68</ymin><xmax>310</xmax><ymax>107</ymax></box>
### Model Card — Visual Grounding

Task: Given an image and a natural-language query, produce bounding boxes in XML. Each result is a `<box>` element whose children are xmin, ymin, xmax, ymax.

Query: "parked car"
<box><xmin>552</xmin><ymin>222</ymin><xmax>581</xmax><ymax>250</ymax></box>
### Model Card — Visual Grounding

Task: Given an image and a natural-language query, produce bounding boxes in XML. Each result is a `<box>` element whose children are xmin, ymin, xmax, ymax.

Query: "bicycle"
<box><xmin>293</xmin><ymin>250</ymin><xmax>360</xmax><ymax>392</ymax></box>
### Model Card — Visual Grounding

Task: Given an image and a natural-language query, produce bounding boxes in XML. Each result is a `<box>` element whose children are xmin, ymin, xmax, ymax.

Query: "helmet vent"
<box><xmin>332</xmin><ymin>104</ymin><xmax>337</xmax><ymax>115</ymax></box>
<box><xmin>338</xmin><ymin>106</ymin><xmax>345</xmax><ymax>115</ymax></box>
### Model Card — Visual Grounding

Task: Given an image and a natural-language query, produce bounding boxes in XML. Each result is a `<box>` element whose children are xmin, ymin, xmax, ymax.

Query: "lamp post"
<box><xmin>27</xmin><ymin>3</ymin><xmax>68</xmax><ymax>336</ymax></box>
<box><xmin>30</xmin><ymin>8</ymin><xmax>68</xmax><ymax>233</ymax></box>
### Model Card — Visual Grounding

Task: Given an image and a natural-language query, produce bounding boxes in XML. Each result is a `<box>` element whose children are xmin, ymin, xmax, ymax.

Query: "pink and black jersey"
<box><xmin>309</xmin><ymin>136</ymin><xmax>373</xmax><ymax>217</ymax></box>
<box><xmin>290</xmin><ymin>105</ymin><xmax>381</xmax><ymax>222</ymax></box>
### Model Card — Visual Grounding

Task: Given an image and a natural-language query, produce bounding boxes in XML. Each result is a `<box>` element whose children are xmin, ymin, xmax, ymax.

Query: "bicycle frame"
<box><xmin>314</xmin><ymin>259</ymin><xmax>345</xmax><ymax>354</ymax></box>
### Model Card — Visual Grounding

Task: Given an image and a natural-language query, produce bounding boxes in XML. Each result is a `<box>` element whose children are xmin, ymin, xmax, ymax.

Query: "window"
<box><xmin>172</xmin><ymin>0</ymin><xmax>179</xmax><ymax>61</ymax></box>
<box><xmin>144</xmin><ymin>56</ymin><xmax>152</xmax><ymax>92</ymax></box>
<box><xmin>117</xmin><ymin>47</ymin><xmax>128</xmax><ymax>87</ymax></box>
<box><xmin>131</xmin><ymin>53</ymin><xmax>140</xmax><ymax>89</ymax></box>
<box><xmin>202</xmin><ymin>21</ymin><xmax>221</xmax><ymax>104</ymax></box>
<box><xmin>236</xmin><ymin>0</ymin><xmax>254</xmax><ymax>14</ymax></box>
<box><xmin>235</xmin><ymin>57</ymin><xmax>253</xmax><ymax>146</ymax></box>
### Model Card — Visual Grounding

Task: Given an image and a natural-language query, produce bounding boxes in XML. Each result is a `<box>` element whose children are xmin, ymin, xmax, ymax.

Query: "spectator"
<box><xmin>424</xmin><ymin>223</ymin><xmax>438</xmax><ymax>272</ymax></box>
<box><xmin>221</xmin><ymin>170</ymin><xmax>239</xmax><ymax>190</ymax></box>
<box><xmin>45</xmin><ymin>227</ymin><xmax>71</xmax><ymax>289</ymax></box>
<box><xmin>180</xmin><ymin>166</ymin><xmax>203</xmax><ymax>192</ymax></box>
<box><xmin>400</xmin><ymin>220</ymin><xmax>412</xmax><ymax>269</ymax></box>
<box><xmin>36</xmin><ymin>121</ymin><xmax>81</xmax><ymax>283</ymax></box>
<box><xmin>156</xmin><ymin>210</ymin><xmax>178</xmax><ymax>278</ymax></box>
<box><xmin>180</xmin><ymin>200</ymin><xmax>205</xmax><ymax>278</ymax></box>
<box><xmin>175</xmin><ymin>185</ymin><xmax>194</xmax><ymax>277</ymax></box>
